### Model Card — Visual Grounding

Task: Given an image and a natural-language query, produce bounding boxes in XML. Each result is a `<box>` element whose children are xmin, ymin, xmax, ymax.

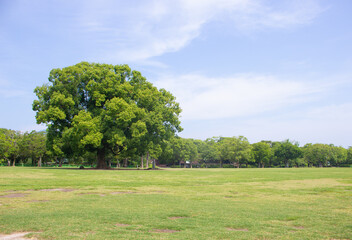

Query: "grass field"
<box><xmin>0</xmin><ymin>167</ymin><xmax>351</xmax><ymax>239</ymax></box>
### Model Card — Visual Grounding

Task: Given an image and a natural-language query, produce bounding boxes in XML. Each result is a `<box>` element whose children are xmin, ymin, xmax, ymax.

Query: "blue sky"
<box><xmin>0</xmin><ymin>0</ymin><xmax>351</xmax><ymax>147</ymax></box>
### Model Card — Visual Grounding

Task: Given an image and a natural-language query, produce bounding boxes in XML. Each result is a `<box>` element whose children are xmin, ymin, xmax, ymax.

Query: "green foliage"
<box><xmin>329</xmin><ymin>145</ymin><xmax>347</xmax><ymax>167</ymax></box>
<box><xmin>161</xmin><ymin>137</ymin><xmax>198</xmax><ymax>166</ymax></box>
<box><xmin>218</xmin><ymin>136</ymin><xmax>253</xmax><ymax>168</ymax></box>
<box><xmin>33</xmin><ymin>62</ymin><xmax>182</xmax><ymax>168</ymax></box>
<box><xmin>274</xmin><ymin>140</ymin><xmax>302</xmax><ymax>167</ymax></box>
<box><xmin>203</xmin><ymin>137</ymin><xmax>221</xmax><ymax>164</ymax></box>
<box><xmin>0</xmin><ymin>129</ymin><xmax>48</xmax><ymax>166</ymax></box>
<box><xmin>303</xmin><ymin>143</ymin><xmax>348</xmax><ymax>167</ymax></box>
<box><xmin>252</xmin><ymin>141</ymin><xmax>273</xmax><ymax>168</ymax></box>
<box><xmin>0</xmin><ymin>128</ymin><xmax>22</xmax><ymax>166</ymax></box>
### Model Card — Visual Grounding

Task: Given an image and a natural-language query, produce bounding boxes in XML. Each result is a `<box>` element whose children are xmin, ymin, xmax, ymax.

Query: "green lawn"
<box><xmin>0</xmin><ymin>167</ymin><xmax>351</xmax><ymax>239</ymax></box>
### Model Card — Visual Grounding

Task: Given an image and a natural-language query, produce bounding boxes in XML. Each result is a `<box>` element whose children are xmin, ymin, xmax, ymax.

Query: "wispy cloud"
<box><xmin>178</xmin><ymin>101</ymin><xmax>352</xmax><ymax>147</ymax></box>
<box><xmin>243</xmin><ymin>103</ymin><xmax>352</xmax><ymax>147</ymax></box>
<box><xmin>155</xmin><ymin>73</ymin><xmax>330</xmax><ymax>120</ymax></box>
<box><xmin>21</xmin><ymin>123</ymin><xmax>47</xmax><ymax>133</ymax></box>
<box><xmin>3</xmin><ymin>0</ymin><xmax>325</xmax><ymax>63</ymax></box>
<box><xmin>229</xmin><ymin>0</ymin><xmax>326</xmax><ymax>30</ymax></box>
<box><xmin>68</xmin><ymin>0</ymin><xmax>325</xmax><ymax>62</ymax></box>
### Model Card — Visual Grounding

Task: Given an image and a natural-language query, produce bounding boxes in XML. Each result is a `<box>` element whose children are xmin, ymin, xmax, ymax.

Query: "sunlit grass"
<box><xmin>0</xmin><ymin>167</ymin><xmax>351</xmax><ymax>239</ymax></box>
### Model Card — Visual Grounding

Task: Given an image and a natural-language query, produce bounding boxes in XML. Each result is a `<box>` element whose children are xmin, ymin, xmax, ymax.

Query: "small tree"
<box><xmin>252</xmin><ymin>141</ymin><xmax>273</xmax><ymax>168</ymax></box>
<box><xmin>0</xmin><ymin>129</ymin><xmax>22</xmax><ymax>166</ymax></box>
<box><xmin>274</xmin><ymin>140</ymin><xmax>302</xmax><ymax>168</ymax></box>
<box><xmin>219</xmin><ymin>136</ymin><xmax>252</xmax><ymax>168</ymax></box>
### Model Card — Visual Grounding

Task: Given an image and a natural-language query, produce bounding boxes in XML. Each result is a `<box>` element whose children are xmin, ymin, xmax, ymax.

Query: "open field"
<box><xmin>0</xmin><ymin>168</ymin><xmax>351</xmax><ymax>239</ymax></box>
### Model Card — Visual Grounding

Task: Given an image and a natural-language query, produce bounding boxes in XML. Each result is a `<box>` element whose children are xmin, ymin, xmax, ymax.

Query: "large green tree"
<box><xmin>33</xmin><ymin>62</ymin><xmax>182</xmax><ymax>169</ymax></box>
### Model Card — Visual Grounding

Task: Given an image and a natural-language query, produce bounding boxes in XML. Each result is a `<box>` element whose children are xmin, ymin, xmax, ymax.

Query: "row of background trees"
<box><xmin>1</xmin><ymin>128</ymin><xmax>351</xmax><ymax>168</ymax></box>
<box><xmin>158</xmin><ymin>136</ymin><xmax>352</xmax><ymax>168</ymax></box>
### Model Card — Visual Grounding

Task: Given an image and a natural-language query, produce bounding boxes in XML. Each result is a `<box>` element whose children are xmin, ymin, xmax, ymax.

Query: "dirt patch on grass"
<box><xmin>0</xmin><ymin>193</ymin><xmax>28</xmax><ymax>198</ymax></box>
<box><xmin>168</xmin><ymin>216</ymin><xmax>187</xmax><ymax>220</ymax></box>
<box><xmin>0</xmin><ymin>232</ymin><xmax>37</xmax><ymax>239</ymax></box>
<box><xmin>110</xmin><ymin>191</ymin><xmax>136</xmax><ymax>195</ymax></box>
<box><xmin>116</xmin><ymin>223</ymin><xmax>130</xmax><ymax>227</ymax></box>
<box><xmin>26</xmin><ymin>200</ymin><xmax>50</xmax><ymax>203</ymax></box>
<box><xmin>226</xmin><ymin>227</ymin><xmax>249</xmax><ymax>231</ymax></box>
<box><xmin>40</xmin><ymin>188</ymin><xmax>75</xmax><ymax>192</ymax></box>
<box><xmin>150</xmin><ymin>229</ymin><xmax>180</xmax><ymax>233</ymax></box>
<box><xmin>151</xmin><ymin>190</ymin><xmax>165</xmax><ymax>193</ymax></box>
<box><xmin>293</xmin><ymin>226</ymin><xmax>304</xmax><ymax>229</ymax></box>
<box><xmin>79</xmin><ymin>193</ymin><xmax>106</xmax><ymax>196</ymax></box>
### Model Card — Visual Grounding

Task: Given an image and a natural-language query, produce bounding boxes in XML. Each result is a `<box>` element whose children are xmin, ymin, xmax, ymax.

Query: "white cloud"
<box><xmin>229</xmin><ymin>0</ymin><xmax>326</xmax><ymax>30</ymax></box>
<box><xmin>178</xmin><ymin>101</ymin><xmax>352</xmax><ymax>147</ymax></box>
<box><xmin>21</xmin><ymin>123</ymin><xmax>47</xmax><ymax>133</ymax></box>
<box><xmin>243</xmin><ymin>103</ymin><xmax>352</xmax><ymax>147</ymax></box>
<box><xmin>155</xmin><ymin>73</ymin><xmax>329</xmax><ymax>120</ymax></box>
<box><xmin>70</xmin><ymin>0</ymin><xmax>325</xmax><ymax>62</ymax></box>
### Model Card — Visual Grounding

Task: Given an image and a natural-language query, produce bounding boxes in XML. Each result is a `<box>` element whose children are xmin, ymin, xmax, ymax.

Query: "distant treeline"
<box><xmin>0</xmin><ymin>128</ymin><xmax>351</xmax><ymax>168</ymax></box>
<box><xmin>158</xmin><ymin>136</ymin><xmax>352</xmax><ymax>168</ymax></box>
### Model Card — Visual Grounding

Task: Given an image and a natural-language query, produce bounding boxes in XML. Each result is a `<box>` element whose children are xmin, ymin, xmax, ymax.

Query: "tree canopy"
<box><xmin>33</xmin><ymin>62</ymin><xmax>182</xmax><ymax>168</ymax></box>
<box><xmin>274</xmin><ymin>140</ymin><xmax>302</xmax><ymax>168</ymax></box>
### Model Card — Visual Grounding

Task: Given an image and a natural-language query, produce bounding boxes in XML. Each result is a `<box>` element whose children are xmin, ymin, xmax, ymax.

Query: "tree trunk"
<box><xmin>12</xmin><ymin>158</ymin><xmax>16</xmax><ymax>167</ymax></box>
<box><xmin>38</xmin><ymin>156</ymin><xmax>42</xmax><ymax>167</ymax></box>
<box><xmin>7</xmin><ymin>158</ymin><xmax>10</xmax><ymax>166</ymax></box>
<box><xmin>262</xmin><ymin>163</ymin><xmax>265</xmax><ymax>168</ymax></box>
<box><xmin>59</xmin><ymin>158</ymin><xmax>63</xmax><ymax>167</ymax></box>
<box><xmin>141</xmin><ymin>155</ymin><xmax>144</xmax><ymax>169</ymax></box>
<box><xmin>285</xmin><ymin>160</ymin><xmax>289</xmax><ymax>168</ymax></box>
<box><xmin>146</xmin><ymin>152</ymin><xmax>150</xmax><ymax>168</ymax></box>
<box><xmin>237</xmin><ymin>160</ymin><xmax>240</xmax><ymax>168</ymax></box>
<box><xmin>220</xmin><ymin>159</ymin><xmax>223</xmax><ymax>168</ymax></box>
<box><xmin>108</xmin><ymin>159</ymin><xmax>111</xmax><ymax>168</ymax></box>
<box><xmin>116</xmin><ymin>159</ymin><xmax>120</xmax><ymax>168</ymax></box>
<box><xmin>96</xmin><ymin>148</ymin><xmax>108</xmax><ymax>169</ymax></box>
<box><xmin>123</xmin><ymin>158</ymin><xmax>128</xmax><ymax>168</ymax></box>
<box><xmin>152</xmin><ymin>159</ymin><xmax>155</xmax><ymax>169</ymax></box>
